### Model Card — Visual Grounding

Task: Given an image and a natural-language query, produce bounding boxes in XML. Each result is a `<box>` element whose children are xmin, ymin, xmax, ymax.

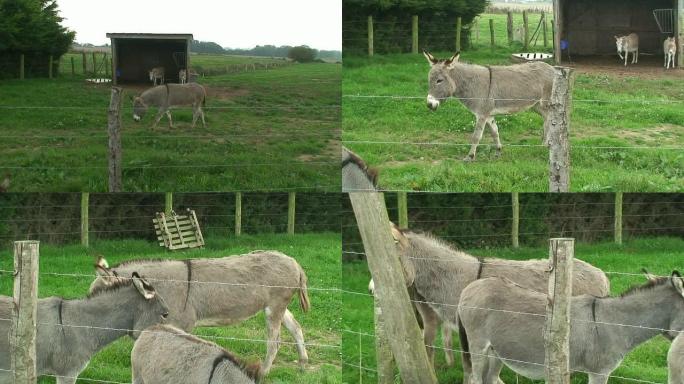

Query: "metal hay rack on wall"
<box><xmin>153</xmin><ymin>208</ymin><xmax>205</xmax><ymax>250</ymax></box>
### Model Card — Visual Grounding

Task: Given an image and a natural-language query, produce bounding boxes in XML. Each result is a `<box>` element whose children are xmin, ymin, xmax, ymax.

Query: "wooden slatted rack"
<box><xmin>153</xmin><ymin>209</ymin><xmax>205</xmax><ymax>250</ymax></box>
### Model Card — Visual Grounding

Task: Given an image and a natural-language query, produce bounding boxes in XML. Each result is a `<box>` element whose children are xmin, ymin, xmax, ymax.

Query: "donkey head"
<box><xmin>129</xmin><ymin>272</ymin><xmax>169</xmax><ymax>339</ymax></box>
<box><xmin>132</xmin><ymin>96</ymin><xmax>148</xmax><ymax>122</ymax></box>
<box><xmin>367</xmin><ymin>222</ymin><xmax>416</xmax><ymax>297</ymax></box>
<box><xmin>614</xmin><ymin>36</ymin><xmax>625</xmax><ymax>52</ymax></box>
<box><xmin>423</xmin><ymin>50</ymin><xmax>460</xmax><ymax>111</ymax></box>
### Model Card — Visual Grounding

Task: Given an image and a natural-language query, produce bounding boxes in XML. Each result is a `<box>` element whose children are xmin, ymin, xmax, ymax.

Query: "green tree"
<box><xmin>287</xmin><ymin>45</ymin><xmax>317</xmax><ymax>63</ymax></box>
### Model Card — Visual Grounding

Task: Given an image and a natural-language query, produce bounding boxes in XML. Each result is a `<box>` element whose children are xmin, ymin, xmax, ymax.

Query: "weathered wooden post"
<box><xmin>455</xmin><ymin>17</ymin><xmax>462</xmax><ymax>52</ymax></box>
<box><xmin>542</xmin><ymin>12</ymin><xmax>548</xmax><ymax>47</ymax></box>
<box><xmin>48</xmin><ymin>55</ymin><xmax>53</xmax><ymax>79</ymax></box>
<box><xmin>489</xmin><ymin>19</ymin><xmax>495</xmax><ymax>47</ymax></box>
<box><xmin>412</xmin><ymin>15</ymin><xmax>419</xmax><ymax>54</ymax></box>
<box><xmin>474</xmin><ymin>18</ymin><xmax>480</xmax><ymax>44</ymax></box>
<box><xmin>548</xmin><ymin>67</ymin><xmax>573</xmax><ymax>192</ymax></box>
<box><xmin>108</xmin><ymin>87</ymin><xmax>123</xmax><ymax>192</ymax></box>
<box><xmin>71</xmin><ymin>56</ymin><xmax>75</xmax><ymax>76</ymax></box>
<box><xmin>553</xmin><ymin>0</ymin><xmax>561</xmax><ymax>64</ymax></box>
<box><xmin>235</xmin><ymin>192</ymin><xmax>242</xmax><ymax>236</ymax></box>
<box><xmin>165</xmin><ymin>192</ymin><xmax>173</xmax><ymax>215</ymax></box>
<box><xmin>375</xmin><ymin>295</ymin><xmax>395</xmax><ymax>384</ymax></box>
<box><xmin>545</xmin><ymin>238</ymin><xmax>574</xmax><ymax>384</ymax></box>
<box><xmin>397</xmin><ymin>192</ymin><xmax>408</xmax><ymax>228</ymax></box>
<box><xmin>81</xmin><ymin>193</ymin><xmax>89</xmax><ymax>247</ymax></box>
<box><xmin>103</xmin><ymin>53</ymin><xmax>109</xmax><ymax>77</ymax></box>
<box><xmin>512</xmin><ymin>192</ymin><xmax>520</xmax><ymax>248</ymax></box>
<box><xmin>92</xmin><ymin>52</ymin><xmax>97</xmax><ymax>75</ymax></box>
<box><xmin>287</xmin><ymin>192</ymin><xmax>296</xmax><ymax>235</ymax></box>
<box><xmin>82</xmin><ymin>51</ymin><xmax>87</xmax><ymax>75</ymax></box>
<box><xmin>507</xmin><ymin>11</ymin><xmax>514</xmax><ymax>45</ymax></box>
<box><xmin>368</xmin><ymin>16</ymin><xmax>374</xmax><ymax>57</ymax></box>
<box><xmin>19</xmin><ymin>54</ymin><xmax>24</xmax><ymax>80</ymax></box>
<box><xmin>11</xmin><ymin>240</ymin><xmax>39</xmax><ymax>384</ymax></box>
<box><xmin>349</xmin><ymin>192</ymin><xmax>437</xmax><ymax>384</ymax></box>
<box><xmin>523</xmin><ymin>11</ymin><xmax>530</xmax><ymax>50</ymax></box>
<box><xmin>614</xmin><ymin>192</ymin><xmax>623</xmax><ymax>245</ymax></box>
<box><xmin>678</xmin><ymin>0</ymin><xmax>684</xmax><ymax>67</ymax></box>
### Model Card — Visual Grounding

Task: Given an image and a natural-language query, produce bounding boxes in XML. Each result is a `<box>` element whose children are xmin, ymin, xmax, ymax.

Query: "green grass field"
<box><xmin>0</xmin><ymin>57</ymin><xmax>340</xmax><ymax>192</ymax></box>
<box><xmin>342</xmin><ymin>237</ymin><xmax>684</xmax><ymax>384</ymax></box>
<box><xmin>0</xmin><ymin>233</ymin><xmax>341</xmax><ymax>384</ymax></box>
<box><xmin>343</xmin><ymin>13</ymin><xmax>684</xmax><ymax>192</ymax></box>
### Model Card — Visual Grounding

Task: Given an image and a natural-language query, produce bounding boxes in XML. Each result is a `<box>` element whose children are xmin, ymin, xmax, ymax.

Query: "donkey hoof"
<box><xmin>462</xmin><ymin>155</ymin><xmax>476</xmax><ymax>162</ymax></box>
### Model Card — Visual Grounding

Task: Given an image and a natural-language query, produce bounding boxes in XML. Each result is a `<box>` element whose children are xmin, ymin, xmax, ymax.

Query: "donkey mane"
<box><xmin>114</xmin><ymin>258</ymin><xmax>178</xmax><ymax>268</ymax></box>
<box><xmin>403</xmin><ymin>229</ymin><xmax>461</xmax><ymax>252</ymax></box>
<box><xmin>342</xmin><ymin>148</ymin><xmax>378</xmax><ymax>187</ymax></box>
<box><xmin>88</xmin><ymin>276</ymin><xmax>135</xmax><ymax>298</ymax></box>
<box><xmin>619</xmin><ymin>275</ymin><xmax>673</xmax><ymax>298</ymax></box>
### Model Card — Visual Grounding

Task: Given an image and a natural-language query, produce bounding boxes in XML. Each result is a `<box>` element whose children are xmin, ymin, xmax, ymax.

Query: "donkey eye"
<box><xmin>436</xmin><ymin>79</ymin><xmax>444</xmax><ymax>84</ymax></box>
<box><xmin>161</xmin><ymin>312</ymin><xmax>169</xmax><ymax>319</ymax></box>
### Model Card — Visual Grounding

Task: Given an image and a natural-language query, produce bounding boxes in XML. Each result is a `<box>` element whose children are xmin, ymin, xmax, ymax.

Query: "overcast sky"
<box><xmin>57</xmin><ymin>0</ymin><xmax>341</xmax><ymax>50</ymax></box>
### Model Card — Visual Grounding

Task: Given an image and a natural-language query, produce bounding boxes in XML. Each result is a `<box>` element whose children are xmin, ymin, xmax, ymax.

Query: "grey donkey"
<box><xmin>0</xmin><ymin>273</ymin><xmax>168</xmax><ymax>384</ymax></box>
<box><xmin>342</xmin><ymin>146</ymin><xmax>378</xmax><ymax>192</ymax></box>
<box><xmin>372</xmin><ymin>224</ymin><xmax>609</xmax><ymax>370</ymax></box>
<box><xmin>423</xmin><ymin>51</ymin><xmax>555</xmax><ymax>161</ymax></box>
<box><xmin>615</xmin><ymin>33</ymin><xmax>639</xmax><ymax>66</ymax></box>
<box><xmin>458</xmin><ymin>272</ymin><xmax>684</xmax><ymax>384</ymax></box>
<box><xmin>89</xmin><ymin>250</ymin><xmax>310</xmax><ymax>375</ymax></box>
<box><xmin>670</xmin><ymin>333</ymin><xmax>684</xmax><ymax>384</ymax></box>
<box><xmin>664</xmin><ymin>37</ymin><xmax>677</xmax><ymax>69</ymax></box>
<box><xmin>132</xmin><ymin>83</ymin><xmax>207</xmax><ymax>128</ymax></box>
<box><xmin>132</xmin><ymin>324</ymin><xmax>261</xmax><ymax>384</ymax></box>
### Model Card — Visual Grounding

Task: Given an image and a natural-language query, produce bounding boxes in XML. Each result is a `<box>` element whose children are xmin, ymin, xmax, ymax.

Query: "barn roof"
<box><xmin>106</xmin><ymin>33</ymin><xmax>193</xmax><ymax>40</ymax></box>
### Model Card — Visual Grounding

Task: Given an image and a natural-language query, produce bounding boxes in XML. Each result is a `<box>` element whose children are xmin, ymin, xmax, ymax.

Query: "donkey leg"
<box><xmin>587</xmin><ymin>372</ymin><xmax>610</xmax><ymax>384</ymax></box>
<box><xmin>165</xmin><ymin>111</ymin><xmax>173</xmax><ymax>128</ymax></box>
<box><xmin>200</xmin><ymin>108</ymin><xmax>206</xmax><ymax>128</ymax></box>
<box><xmin>417</xmin><ymin>304</ymin><xmax>438</xmax><ymax>367</ymax></box>
<box><xmin>487</xmin><ymin>118</ymin><xmax>503</xmax><ymax>158</ymax></box>
<box><xmin>465</xmin><ymin>116</ymin><xmax>488</xmax><ymax>162</ymax></box>
<box><xmin>262</xmin><ymin>306</ymin><xmax>285</xmax><ymax>375</ymax></box>
<box><xmin>282</xmin><ymin>308</ymin><xmax>309</xmax><ymax>368</ymax></box>
<box><xmin>55</xmin><ymin>373</ymin><xmax>78</xmax><ymax>384</ymax></box>
<box><xmin>153</xmin><ymin>110</ymin><xmax>165</xmax><ymax>129</ymax></box>
<box><xmin>191</xmin><ymin>108</ymin><xmax>198</xmax><ymax>129</ymax></box>
<box><xmin>442</xmin><ymin>325</ymin><xmax>455</xmax><ymax>367</ymax></box>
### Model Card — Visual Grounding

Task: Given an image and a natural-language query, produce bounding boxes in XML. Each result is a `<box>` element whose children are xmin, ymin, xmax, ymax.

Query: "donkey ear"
<box><xmin>389</xmin><ymin>222</ymin><xmax>409</xmax><ymax>249</ymax></box>
<box><xmin>445</xmin><ymin>52</ymin><xmax>461</xmax><ymax>66</ymax></box>
<box><xmin>423</xmin><ymin>50</ymin><xmax>438</xmax><ymax>65</ymax></box>
<box><xmin>672</xmin><ymin>271</ymin><xmax>684</xmax><ymax>297</ymax></box>
<box><xmin>132</xmin><ymin>272</ymin><xmax>156</xmax><ymax>300</ymax></box>
<box><xmin>642</xmin><ymin>268</ymin><xmax>657</xmax><ymax>282</ymax></box>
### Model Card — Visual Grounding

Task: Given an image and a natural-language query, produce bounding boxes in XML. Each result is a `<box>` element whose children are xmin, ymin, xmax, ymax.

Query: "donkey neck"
<box><xmin>447</xmin><ymin>62</ymin><xmax>489</xmax><ymax>100</ymax></box>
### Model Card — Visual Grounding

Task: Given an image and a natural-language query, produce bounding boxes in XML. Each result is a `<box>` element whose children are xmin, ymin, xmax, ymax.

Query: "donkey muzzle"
<box><xmin>427</xmin><ymin>94</ymin><xmax>440</xmax><ymax>111</ymax></box>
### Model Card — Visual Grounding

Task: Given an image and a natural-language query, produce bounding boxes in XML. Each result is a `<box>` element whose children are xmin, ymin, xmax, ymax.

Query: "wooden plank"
<box><xmin>188</xmin><ymin>209</ymin><xmax>205</xmax><ymax>247</ymax></box>
<box><xmin>12</xmin><ymin>240</ymin><xmax>39</xmax><ymax>384</ymax></box>
<box><xmin>614</xmin><ymin>192</ymin><xmax>623</xmax><ymax>245</ymax></box>
<box><xmin>548</xmin><ymin>67</ymin><xmax>573</xmax><ymax>192</ymax></box>
<box><xmin>81</xmin><ymin>193</ymin><xmax>89</xmax><ymax>247</ymax></box>
<box><xmin>545</xmin><ymin>238</ymin><xmax>574</xmax><ymax>384</ymax></box>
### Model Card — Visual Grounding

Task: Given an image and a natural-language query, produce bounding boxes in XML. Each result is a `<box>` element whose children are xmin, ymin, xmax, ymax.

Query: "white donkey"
<box><xmin>615</xmin><ymin>33</ymin><xmax>639</xmax><ymax>66</ymax></box>
<box><xmin>149</xmin><ymin>66</ymin><xmax>165</xmax><ymax>86</ymax></box>
<box><xmin>664</xmin><ymin>37</ymin><xmax>677</xmax><ymax>69</ymax></box>
<box><xmin>179</xmin><ymin>69</ymin><xmax>187</xmax><ymax>84</ymax></box>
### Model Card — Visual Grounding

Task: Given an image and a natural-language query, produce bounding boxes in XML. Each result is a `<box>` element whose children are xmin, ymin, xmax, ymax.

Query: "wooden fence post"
<box><xmin>489</xmin><ymin>19</ymin><xmax>495</xmax><ymax>47</ymax></box>
<box><xmin>548</xmin><ymin>67</ymin><xmax>573</xmax><ymax>192</ymax></box>
<box><xmin>92</xmin><ymin>52</ymin><xmax>97</xmax><ymax>75</ymax></box>
<box><xmin>614</xmin><ymin>192</ymin><xmax>623</xmax><ymax>245</ymax></box>
<box><xmin>349</xmin><ymin>192</ymin><xmax>438</xmax><ymax>384</ymax></box>
<box><xmin>108</xmin><ymin>87</ymin><xmax>123</xmax><ymax>192</ymax></box>
<box><xmin>19</xmin><ymin>54</ymin><xmax>24</xmax><ymax>80</ymax></box>
<box><xmin>235</xmin><ymin>192</ymin><xmax>242</xmax><ymax>236</ymax></box>
<box><xmin>553</xmin><ymin>0</ymin><xmax>561</xmax><ymax>64</ymax></box>
<box><xmin>507</xmin><ymin>11</ymin><xmax>514</xmax><ymax>45</ymax></box>
<box><xmin>287</xmin><ymin>192</ymin><xmax>296</xmax><ymax>235</ymax></box>
<box><xmin>474</xmin><ymin>18</ymin><xmax>480</xmax><ymax>44</ymax></box>
<box><xmin>545</xmin><ymin>238</ymin><xmax>574</xmax><ymax>384</ymax></box>
<box><xmin>48</xmin><ymin>55</ymin><xmax>53</xmax><ymax>79</ymax></box>
<box><xmin>542</xmin><ymin>12</ymin><xmax>548</xmax><ymax>47</ymax></box>
<box><xmin>456</xmin><ymin>17</ymin><xmax>462</xmax><ymax>52</ymax></box>
<box><xmin>368</xmin><ymin>16</ymin><xmax>374</xmax><ymax>57</ymax></box>
<box><xmin>71</xmin><ymin>56</ymin><xmax>75</xmax><ymax>76</ymax></box>
<box><xmin>375</xmin><ymin>296</ymin><xmax>395</xmax><ymax>384</ymax></box>
<box><xmin>165</xmin><ymin>192</ymin><xmax>173</xmax><ymax>215</ymax></box>
<box><xmin>678</xmin><ymin>0</ymin><xmax>684</xmax><ymax>68</ymax></box>
<box><xmin>103</xmin><ymin>53</ymin><xmax>109</xmax><ymax>77</ymax></box>
<box><xmin>11</xmin><ymin>240</ymin><xmax>39</xmax><ymax>384</ymax></box>
<box><xmin>397</xmin><ymin>192</ymin><xmax>408</xmax><ymax>228</ymax></box>
<box><xmin>512</xmin><ymin>192</ymin><xmax>520</xmax><ymax>248</ymax></box>
<box><xmin>412</xmin><ymin>15</ymin><xmax>419</xmax><ymax>54</ymax></box>
<box><xmin>81</xmin><ymin>193</ymin><xmax>89</xmax><ymax>247</ymax></box>
<box><xmin>523</xmin><ymin>11</ymin><xmax>530</xmax><ymax>50</ymax></box>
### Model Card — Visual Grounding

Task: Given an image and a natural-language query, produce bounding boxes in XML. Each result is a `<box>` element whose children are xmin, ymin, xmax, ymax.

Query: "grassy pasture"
<box><xmin>0</xmin><ymin>232</ymin><xmax>341</xmax><ymax>384</ymax></box>
<box><xmin>343</xmin><ymin>13</ymin><xmax>684</xmax><ymax>192</ymax></box>
<box><xmin>342</xmin><ymin>237</ymin><xmax>684</xmax><ymax>384</ymax></box>
<box><xmin>0</xmin><ymin>57</ymin><xmax>341</xmax><ymax>192</ymax></box>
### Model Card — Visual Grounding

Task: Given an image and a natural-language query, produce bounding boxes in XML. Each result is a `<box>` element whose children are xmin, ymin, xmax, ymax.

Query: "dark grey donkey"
<box><xmin>373</xmin><ymin>224</ymin><xmax>609</xmax><ymax>370</ymax></box>
<box><xmin>423</xmin><ymin>51</ymin><xmax>555</xmax><ymax>161</ymax></box>
<box><xmin>132</xmin><ymin>83</ymin><xmax>207</xmax><ymax>128</ymax></box>
<box><xmin>342</xmin><ymin>146</ymin><xmax>378</xmax><ymax>192</ymax></box>
<box><xmin>459</xmin><ymin>272</ymin><xmax>684</xmax><ymax>384</ymax></box>
<box><xmin>131</xmin><ymin>324</ymin><xmax>261</xmax><ymax>384</ymax></box>
<box><xmin>0</xmin><ymin>273</ymin><xmax>168</xmax><ymax>384</ymax></box>
<box><xmin>89</xmin><ymin>251</ymin><xmax>310</xmax><ymax>375</ymax></box>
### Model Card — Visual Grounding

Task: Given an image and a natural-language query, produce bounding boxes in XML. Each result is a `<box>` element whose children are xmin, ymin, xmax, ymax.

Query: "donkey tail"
<box><xmin>458</xmin><ymin>317</ymin><xmax>472</xmax><ymax>373</ymax></box>
<box><xmin>298</xmin><ymin>265</ymin><xmax>310</xmax><ymax>313</ymax></box>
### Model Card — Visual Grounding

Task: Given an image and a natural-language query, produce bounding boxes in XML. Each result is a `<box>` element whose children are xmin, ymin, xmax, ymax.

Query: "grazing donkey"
<box><xmin>0</xmin><ymin>273</ymin><xmax>168</xmax><ymax>384</ymax></box>
<box><xmin>149</xmin><ymin>66</ymin><xmax>165</xmax><ymax>85</ymax></box>
<box><xmin>665</xmin><ymin>37</ymin><xmax>677</xmax><ymax>69</ymax></box>
<box><xmin>615</xmin><ymin>33</ymin><xmax>639</xmax><ymax>66</ymax></box>
<box><xmin>670</xmin><ymin>333</ymin><xmax>684</xmax><ymax>384</ymax></box>
<box><xmin>459</xmin><ymin>272</ymin><xmax>684</xmax><ymax>384</ymax></box>
<box><xmin>423</xmin><ymin>51</ymin><xmax>555</xmax><ymax>161</ymax></box>
<box><xmin>342</xmin><ymin>146</ymin><xmax>378</xmax><ymax>192</ymax></box>
<box><xmin>179</xmin><ymin>69</ymin><xmax>187</xmax><ymax>84</ymax></box>
<box><xmin>132</xmin><ymin>324</ymin><xmax>260</xmax><ymax>384</ymax></box>
<box><xmin>132</xmin><ymin>83</ymin><xmax>207</xmax><ymax>129</ymax></box>
<box><xmin>371</xmin><ymin>224</ymin><xmax>610</xmax><ymax>369</ymax></box>
<box><xmin>90</xmin><ymin>251</ymin><xmax>310</xmax><ymax>375</ymax></box>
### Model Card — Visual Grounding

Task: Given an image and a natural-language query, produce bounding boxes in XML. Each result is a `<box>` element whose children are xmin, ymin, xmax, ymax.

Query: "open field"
<box><xmin>342</xmin><ymin>237</ymin><xmax>684</xmax><ymax>383</ymax></box>
<box><xmin>343</xmin><ymin>13</ymin><xmax>684</xmax><ymax>192</ymax></box>
<box><xmin>0</xmin><ymin>232</ymin><xmax>341</xmax><ymax>384</ymax></box>
<box><xmin>0</xmin><ymin>58</ymin><xmax>340</xmax><ymax>192</ymax></box>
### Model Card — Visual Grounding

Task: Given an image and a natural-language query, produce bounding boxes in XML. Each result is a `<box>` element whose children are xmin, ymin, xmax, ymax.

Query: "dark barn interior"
<box><xmin>107</xmin><ymin>33</ymin><xmax>192</xmax><ymax>85</ymax></box>
<box><xmin>560</xmin><ymin>0</ymin><xmax>676</xmax><ymax>58</ymax></box>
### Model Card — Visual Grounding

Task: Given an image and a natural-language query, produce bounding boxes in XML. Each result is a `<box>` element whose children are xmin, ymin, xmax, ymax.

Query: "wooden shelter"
<box><xmin>552</xmin><ymin>0</ymin><xmax>683</xmax><ymax>67</ymax></box>
<box><xmin>106</xmin><ymin>33</ymin><xmax>193</xmax><ymax>84</ymax></box>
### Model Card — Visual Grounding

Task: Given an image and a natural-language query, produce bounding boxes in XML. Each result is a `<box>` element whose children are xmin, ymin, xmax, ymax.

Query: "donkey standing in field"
<box><xmin>179</xmin><ymin>69</ymin><xmax>187</xmax><ymax>84</ymax></box>
<box><xmin>90</xmin><ymin>251</ymin><xmax>310</xmax><ymax>375</ymax></box>
<box><xmin>459</xmin><ymin>272</ymin><xmax>684</xmax><ymax>384</ymax></box>
<box><xmin>664</xmin><ymin>37</ymin><xmax>677</xmax><ymax>69</ymax></box>
<box><xmin>423</xmin><ymin>51</ymin><xmax>555</xmax><ymax>161</ymax></box>
<box><xmin>670</xmin><ymin>333</ymin><xmax>684</xmax><ymax>384</ymax></box>
<box><xmin>342</xmin><ymin>146</ymin><xmax>378</xmax><ymax>192</ymax></box>
<box><xmin>132</xmin><ymin>83</ymin><xmax>207</xmax><ymax>129</ymax></box>
<box><xmin>370</xmin><ymin>224</ymin><xmax>610</xmax><ymax>370</ymax></box>
<box><xmin>132</xmin><ymin>324</ymin><xmax>261</xmax><ymax>384</ymax></box>
<box><xmin>149</xmin><ymin>66</ymin><xmax>165</xmax><ymax>85</ymax></box>
<box><xmin>615</xmin><ymin>33</ymin><xmax>639</xmax><ymax>66</ymax></box>
<box><xmin>0</xmin><ymin>273</ymin><xmax>168</xmax><ymax>384</ymax></box>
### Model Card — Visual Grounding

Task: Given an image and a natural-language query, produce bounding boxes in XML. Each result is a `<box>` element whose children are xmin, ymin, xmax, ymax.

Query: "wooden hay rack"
<box><xmin>153</xmin><ymin>209</ymin><xmax>205</xmax><ymax>250</ymax></box>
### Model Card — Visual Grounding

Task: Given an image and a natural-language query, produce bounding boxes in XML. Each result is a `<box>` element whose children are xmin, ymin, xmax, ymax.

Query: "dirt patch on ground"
<box><xmin>566</xmin><ymin>55</ymin><xmax>684</xmax><ymax>79</ymax></box>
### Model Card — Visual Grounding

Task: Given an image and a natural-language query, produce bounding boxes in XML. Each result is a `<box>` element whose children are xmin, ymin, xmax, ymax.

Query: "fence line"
<box><xmin>344</xmin><ymin>140</ymin><xmax>684</xmax><ymax>151</ymax></box>
<box><xmin>343</xmin><ymin>94</ymin><xmax>684</xmax><ymax>105</ymax></box>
